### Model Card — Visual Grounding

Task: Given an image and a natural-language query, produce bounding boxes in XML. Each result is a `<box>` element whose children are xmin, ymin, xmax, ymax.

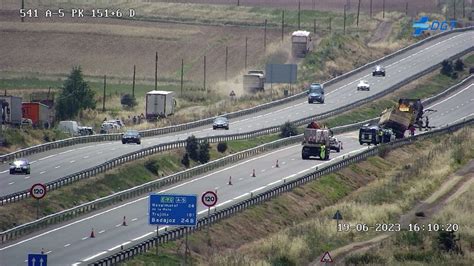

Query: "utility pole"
<box><xmin>281</xmin><ymin>10</ymin><xmax>284</xmax><ymax>42</ymax></box>
<box><xmin>132</xmin><ymin>65</ymin><xmax>136</xmax><ymax>98</ymax></box>
<box><xmin>405</xmin><ymin>2</ymin><xmax>408</xmax><ymax>16</ymax></box>
<box><xmin>264</xmin><ymin>19</ymin><xmax>267</xmax><ymax>52</ymax></box>
<box><xmin>203</xmin><ymin>55</ymin><xmax>206</xmax><ymax>93</ymax></box>
<box><xmin>370</xmin><ymin>0</ymin><xmax>373</xmax><ymax>18</ymax></box>
<box><xmin>356</xmin><ymin>0</ymin><xmax>361</xmax><ymax>27</ymax></box>
<box><xmin>102</xmin><ymin>75</ymin><xmax>106</xmax><ymax>112</ymax></box>
<box><xmin>343</xmin><ymin>5</ymin><xmax>347</xmax><ymax>34</ymax></box>
<box><xmin>313</xmin><ymin>18</ymin><xmax>316</xmax><ymax>33</ymax></box>
<box><xmin>154</xmin><ymin>51</ymin><xmax>158</xmax><ymax>90</ymax></box>
<box><xmin>245</xmin><ymin>36</ymin><xmax>248</xmax><ymax>70</ymax></box>
<box><xmin>180</xmin><ymin>59</ymin><xmax>184</xmax><ymax>97</ymax></box>
<box><xmin>383</xmin><ymin>0</ymin><xmax>385</xmax><ymax>18</ymax></box>
<box><xmin>453</xmin><ymin>0</ymin><xmax>456</xmax><ymax>20</ymax></box>
<box><xmin>462</xmin><ymin>0</ymin><xmax>465</xmax><ymax>18</ymax></box>
<box><xmin>298</xmin><ymin>0</ymin><xmax>301</xmax><ymax>30</ymax></box>
<box><xmin>225</xmin><ymin>46</ymin><xmax>228</xmax><ymax>81</ymax></box>
<box><xmin>329</xmin><ymin>17</ymin><xmax>332</xmax><ymax>33</ymax></box>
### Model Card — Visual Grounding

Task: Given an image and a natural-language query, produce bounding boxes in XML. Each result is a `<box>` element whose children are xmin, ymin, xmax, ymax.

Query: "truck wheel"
<box><xmin>225</xmin><ymin>126</ymin><xmax>229</xmax><ymax>130</ymax></box>
<box><xmin>302</xmin><ymin>153</ymin><xmax>308</xmax><ymax>160</ymax></box>
<box><xmin>9</xmin><ymin>170</ymin><xmax>14</xmax><ymax>175</ymax></box>
<box><xmin>336</xmin><ymin>147</ymin><xmax>340</xmax><ymax>153</ymax></box>
<box><xmin>26</xmin><ymin>169</ymin><xmax>30</xmax><ymax>175</ymax></box>
<box><xmin>122</xmin><ymin>141</ymin><xmax>126</xmax><ymax>144</ymax></box>
<box><xmin>137</xmin><ymin>141</ymin><xmax>141</xmax><ymax>145</ymax></box>
<box><xmin>308</xmin><ymin>100</ymin><xmax>312</xmax><ymax>104</ymax></box>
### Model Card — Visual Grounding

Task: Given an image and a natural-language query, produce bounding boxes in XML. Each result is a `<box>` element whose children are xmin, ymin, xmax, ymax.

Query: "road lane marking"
<box><xmin>98</xmin><ymin>230</ymin><xmax>105</xmax><ymax>234</ymax></box>
<box><xmin>8</xmin><ymin>182</ymin><xmax>14</xmax><ymax>185</ymax></box>
<box><xmin>70</xmin><ymin>160</ymin><xmax>75</xmax><ymax>163</ymax></box>
<box><xmin>131</xmin><ymin>218</ymin><xmax>138</xmax><ymax>222</ymax></box>
<box><xmin>216</xmin><ymin>200</ymin><xmax>232</xmax><ymax>207</ymax></box>
<box><xmin>131</xmin><ymin>232</ymin><xmax>153</xmax><ymax>242</ymax></box>
<box><xmin>115</xmin><ymin>224</ymin><xmax>121</xmax><ymax>227</ymax></box>
<box><xmin>38</xmin><ymin>154</ymin><xmax>57</xmax><ymax>161</ymax></box>
<box><xmin>82</xmin><ymin>251</ymin><xmax>107</xmax><ymax>262</ymax></box>
<box><xmin>251</xmin><ymin>186</ymin><xmax>266</xmax><ymax>193</ymax></box>
<box><xmin>81</xmin><ymin>237</ymin><xmax>88</xmax><ymax>240</ymax></box>
<box><xmin>0</xmin><ymin>170</ymin><xmax>8</xmax><ymax>173</ymax></box>
<box><xmin>24</xmin><ymin>176</ymin><xmax>30</xmax><ymax>179</ymax></box>
<box><xmin>64</xmin><ymin>243</ymin><xmax>71</xmax><ymax>247</ymax></box>
<box><xmin>267</xmin><ymin>180</ymin><xmax>281</xmax><ymax>186</ymax></box>
<box><xmin>107</xmin><ymin>244</ymin><xmax>122</xmax><ymax>252</ymax></box>
<box><xmin>427</xmin><ymin>84</ymin><xmax>473</xmax><ymax>109</ymax></box>
<box><xmin>55</xmin><ymin>166</ymin><xmax>61</xmax><ymax>169</ymax></box>
<box><xmin>83</xmin><ymin>156</ymin><xmax>89</xmax><ymax>159</ymax></box>
<box><xmin>233</xmin><ymin>193</ymin><xmax>250</xmax><ymax>200</ymax></box>
<box><xmin>40</xmin><ymin>171</ymin><xmax>46</xmax><ymax>174</ymax></box>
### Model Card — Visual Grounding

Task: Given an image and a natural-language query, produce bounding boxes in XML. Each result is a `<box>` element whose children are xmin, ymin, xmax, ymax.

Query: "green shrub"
<box><xmin>181</xmin><ymin>153</ymin><xmax>190</xmax><ymax>168</ymax></box>
<box><xmin>144</xmin><ymin>159</ymin><xmax>159</xmax><ymax>174</ymax></box>
<box><xmin>198</xmin><ymin>140</ymin><xmax>210</xmax><ymax>164</ymax></box>
<box><xmin>280</xmin><ymin>121</ymin><xmax>298</xmax><ymax>138</ymax></box>
<box><xmin>345</xmin><ymin>253</ymin><xmax>386</xmax><ymax>264</ymax></box>
<box><xmin>217</xmin><ymin>142</ymin><xmax>228</xmax><ymax>153</ymax></box>
<box><xmin>186</xmin><ymin>135</ymin><xmax>199</xmax><ymax>161</ymax></box>
<box><xmin>454</xmin><ymin>58</ymin><xmax>464</xmax><ymax>71</ymax></box>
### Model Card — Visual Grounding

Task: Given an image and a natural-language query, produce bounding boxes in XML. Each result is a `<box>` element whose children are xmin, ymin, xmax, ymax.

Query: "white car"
<box><xmin>357</xmin><ymin>80</ymin><xmax>370</xmax><ymax>91</ymax></box>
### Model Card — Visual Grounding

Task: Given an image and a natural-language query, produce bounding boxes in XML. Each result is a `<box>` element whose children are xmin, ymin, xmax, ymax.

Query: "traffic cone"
<box><xmin>275</xmin><ymin>160</ymin><xmax>279</xmax><ymax>168</ymax></box>
<box><xmin>122</xmin><ymin>216</ymin><xmax>127</xmax><ymax>226</ymax></box>
<box><xmin>90</xmin><ymin>228</ymin><xmax>95</xmax><ymax>238</ymax></box>
<box><xmin>252</xmin><ymin>169</ymin><xmax>256</xmax><ymax>177</ymax></box>
<box><xmin>228</xmin><ymin>176</ymin><xmax>232</xmax><ymax>185</ymax></box>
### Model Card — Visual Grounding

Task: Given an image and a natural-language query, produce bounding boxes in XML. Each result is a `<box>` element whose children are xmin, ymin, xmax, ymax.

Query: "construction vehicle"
<box><xmin>291</xmin><ymin>31</ymin><xmax>313</xmax><ymax>58</ymax></box>
<box><xmin>243</xmin><ymin>70</ymin><xmax>265</xmax><ymax>92</ymax></box>
<box><xmin>302</xmin><ymin>122</ymin><xmax>330</xmax><ymax>160</ymax></box>
<box><xmin>378</xmin><ymin>99</ymin><xmax>423</xmax><ymax>139</ymax></box>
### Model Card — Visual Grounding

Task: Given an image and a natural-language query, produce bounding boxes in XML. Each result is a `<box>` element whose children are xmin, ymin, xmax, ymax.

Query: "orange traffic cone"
<box><xmin>228</xmin><ymin>176</ymin><xmax>232</xmax><ymax>185</ymax></box>
<box><xmin>90</xmin><ymin>228</ymin><xmax>95</xmax><ymax>238</ymax></box>
<box><xmin>276</xmin><ymin>160</ymin><xmax>279</xmax><ymax>168</ymax></box>
<box><xmin>123</xmin><ymin>216</ymin><xmax>127</xmax><ymax>226</ymax></box>
<box><xmin>252</xmin><ymin>169</ymin><xmax>256</xmax><ymax>177</ymax></box>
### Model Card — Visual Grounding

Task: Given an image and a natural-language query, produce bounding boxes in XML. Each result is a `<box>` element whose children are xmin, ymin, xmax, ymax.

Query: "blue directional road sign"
<box><xmin>149</xmin><ymin>194</ymin><xmax>197</xmax><ymax>226</ymax></box>
<box><xmin>28</xmin><ymin>254</ymin><xmax>47</xmax><ymax>266</ymax></box>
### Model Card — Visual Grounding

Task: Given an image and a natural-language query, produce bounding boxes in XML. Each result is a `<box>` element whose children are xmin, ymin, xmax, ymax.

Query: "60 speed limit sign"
<box><xmin>30</xmin><ymin>183</ymin><xmax>47</xmax><ymax>200</ymax></box>
<box><xmin>201</xmin><ymin>191</ymin><xmax>218</xmax><ymax>207</ymax></box>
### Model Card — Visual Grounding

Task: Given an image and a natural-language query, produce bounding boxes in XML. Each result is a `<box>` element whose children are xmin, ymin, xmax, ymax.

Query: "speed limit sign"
<box><xmin>201</xmin><ymin>191</ymin><xmax>218</xmax><ymax>207</ymax></box>
<box><xmin>30</xmin><ymin>183</ymin><xmax>47</xmax><ymax>200</ymax></box>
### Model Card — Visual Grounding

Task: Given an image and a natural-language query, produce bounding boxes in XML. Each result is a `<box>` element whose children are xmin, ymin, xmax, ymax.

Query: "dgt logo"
<box><xmin>412</xmin><ymin>16</ymin><xmax>456</xmax><ymax>37</ymax></box>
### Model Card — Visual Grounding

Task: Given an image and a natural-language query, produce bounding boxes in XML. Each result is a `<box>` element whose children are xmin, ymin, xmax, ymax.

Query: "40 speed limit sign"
<box><xmin>30</xmin><ymin>183</ymin><xmax>47</xmax><ymax>199</ymax></box>
<box><xmin>201</xmin><ymin>191</ymin><xmax>218</xmax><ymax>207</ymax></box>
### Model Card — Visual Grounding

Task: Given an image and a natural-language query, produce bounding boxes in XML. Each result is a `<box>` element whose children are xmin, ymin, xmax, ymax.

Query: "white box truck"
<box><xmin>0</xmin><ymin>96</ymin><xmax>22</xmax><ymax>125</ymax></box>
<box><xmin>145</xmin><ymin>90</ymin><xmax>176</xmax><ymax>119</ymax></box>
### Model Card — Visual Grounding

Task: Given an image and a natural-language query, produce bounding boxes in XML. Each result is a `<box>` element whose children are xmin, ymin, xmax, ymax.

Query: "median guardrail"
<box><xmin>1</xmin><ymin>27</ymin><xmax>472</xmax><ymax>163</ymax></box>
<box><xmin>92</xmin><ymin>117</ymin><xmax>474</xmax><ymax>266</ymax></box>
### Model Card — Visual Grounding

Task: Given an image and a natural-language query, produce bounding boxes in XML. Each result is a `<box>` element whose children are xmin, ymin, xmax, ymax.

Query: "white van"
<box><xmin>58</xmin><ymin>121</ymin><xmax>80</xmax><ymax>136</ymax></box>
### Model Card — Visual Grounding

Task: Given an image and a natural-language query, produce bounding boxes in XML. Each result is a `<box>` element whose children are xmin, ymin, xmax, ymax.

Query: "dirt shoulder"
<box><xmin>312</xmin><ymin>159</ymin><xmax>474</xmax><ymax>266</ymax></box>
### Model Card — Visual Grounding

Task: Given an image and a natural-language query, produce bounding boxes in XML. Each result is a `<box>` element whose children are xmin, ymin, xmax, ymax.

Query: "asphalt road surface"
<box><xmin>0</xmin><ymin>30</ymin><xmax>472</xmax><ymax>197</ymax></box>
<box><xmin>0</xmin><ymin>80</ymin><xmax>472</xmax><ymax>265</ymax></box>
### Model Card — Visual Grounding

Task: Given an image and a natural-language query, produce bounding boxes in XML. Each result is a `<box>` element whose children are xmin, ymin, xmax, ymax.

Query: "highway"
<box><xmin>0</xmin><ymin>30</ymin><xmax>472</xmax><ymax>197</ymax></box>
<box><xmin>0</xmin><ymin>80</ymin><xmax>472</xmax><ymax>265</ymax></box>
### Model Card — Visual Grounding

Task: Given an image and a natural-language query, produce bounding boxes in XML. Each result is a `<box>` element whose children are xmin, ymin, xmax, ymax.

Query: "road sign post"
<box><xmin>201</xmin><ymin>191</ymin><xmax>218</xmax><ymax>245</ymax></box>
<box><xmin>28</xmin><ymin>253</ymin><xmax>47</xmax><ymax>266</ymax></box>
<box><xmin>149</xmin><ymin>194</ymin><xmax>197</xmax><ymax>258</ymax></box>
<box><xmin>30</xmin><ymin>183</ymin><xmax>46</xmax><ymax>219</ymax></box>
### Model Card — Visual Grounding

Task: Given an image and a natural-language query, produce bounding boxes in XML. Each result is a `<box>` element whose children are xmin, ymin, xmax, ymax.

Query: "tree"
<box><xmin>144</xmin><ymin>159</ymin><xmax>159</xmax><ymax>174</ymax></box>
<box><xmin>280</xmin><ymin>121</ymin><xmax>298</xmax><ymax>138</ymax></box>
<box><xmin>440</xmin><ymin>60</ymin><xmax>453</xmax><ymax>76</ymax></box>
<box><xmin>56</xmin><ymin>67</ymin><xmax>96</xmax><ymax>120</ymax></box>
<box><xmin>217</xmin><ymin>142</ymin><xmax>228</xmax><ymax>153</ymax></box>
<box><xmin>181</xmin><ymin>153</ymin><xmax>190</xmax><ymax>168</ymax></box>
<box><xmin>121</xmin><ymin>94</ymin><xmax>137</xmax><ymax>108</ymax></box>
<box><xmin>454</xmin><ymin>58</ymin><xmax>464</xmax><ymax>72</ymax></box>
<box><xmin>198</xmin><ymin>140</ymin><xmax>210</xmax><ymax>164</ymax></box>
<box><xmin>186</xmin><ymin>135</ymin><xmax>199</xmax><ymax>161</ymax></box>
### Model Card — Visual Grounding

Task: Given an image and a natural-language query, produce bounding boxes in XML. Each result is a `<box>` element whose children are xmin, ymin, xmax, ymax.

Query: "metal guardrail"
<box><xmin>1</xmin><ymin>27</ymin><xmax>472</xmax><ymax>163</ymax></box>
<box><xmin>92</xmin><ymin>117</ymin><xmax>474</xmax><ymax>266</ymax></box>
<box><xmin>0</xmin><ymin>118</ymin><xmax>372</xmax><ymax>243</ymax></box>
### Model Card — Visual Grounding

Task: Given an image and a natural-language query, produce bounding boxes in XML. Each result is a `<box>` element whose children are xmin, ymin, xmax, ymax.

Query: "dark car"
<box><xmin>122</xmin><ymin>130</ymin><xmax>141</xmax><ymax>144</ymax></box>
<box><xmin>372</xmin><ymin>65</ymin><xmax>386</xmax><ymax>77</ymax></box>
<box><xmin>213</xmin><ymin>117</ymin><xmax>229</xmax><ymax>130</ymax></box>
<box><xmin>9</xmin><ymin>159</ymin><xmax>30</xmax><ymax>175</ymax></box>
<box><xmin>307</xmin><ymin>83</ymin><xmax>325</xmax><ymax>104</ymax></box>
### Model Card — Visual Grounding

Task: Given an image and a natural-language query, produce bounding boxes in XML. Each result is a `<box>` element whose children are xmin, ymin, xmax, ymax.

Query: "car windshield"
<box><xmin>309</xmin><ymin>86</ymin><xmax>323</xmax><ymax>94</ymax></box>
<box><xmin>125</xmin><ymin>131</ymin><xmax>138</xmax><ymax>136</ymax></box>
<box><xmin>215</xmin><ymin>117</ymin><xmax>227</xmax><ymax>123</ymax></box>
<box><xmin>13</xmin><ymin>159</ymin><xmax>28</xmax><ymax>166</ymax></box>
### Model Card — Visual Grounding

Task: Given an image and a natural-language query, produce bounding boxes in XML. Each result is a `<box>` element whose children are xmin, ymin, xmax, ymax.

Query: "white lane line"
<box><xmin>233</xmin><ymin>193</ymin><xmax>250</xmax><ymax>200</ymax></box>
<box><xmin>0</xmin><ymin>170</ymin><xmax>8</xmax><ymax>173</ymax></box>
<box><xmin>238</xmin><ymin>178</ymin><xmax>243</xmax><ymax>180</ymax></box>
<box><xmin>115</xmin><ymin>224</ymin><xmax>121</xmax><ymax>227</ymax></box>
<box><xmin>82</xmin><ymin>251</ymin><xmax>107</xmax><ymax>262</ymax></box>
<box><xmin>131</xmin><ymin>218</ymin><xmax>138</xmax><ymax>222</ymax></box>
<box><xmin>83</xmin><ymin>155</ymin><xmax>89</xmax><ymax>159</ymax></box>
<box><xmin>59</xmin><ymin>149</ymin><xmax>74</xmax><ymax>155</ymax></box>
<box><xmin>81</xmin><ymin>237</ymin><xmax>88</xmax><ymax>240</ymax></box>
<box><xmin>64</xmin><ymin>243</ymin><xmax>71</xmax><ymax>247</ymax></box>
<box><xmin>427</xmin><ymin>84</ymin><xmax>473</xmax><ymax>108</ymax></box>
<box><xmin>54</xmin><ymin>166</ymin><xmax>61</xmax><ymax>169</ymax></box>
<box><xmin>251</xmin><ymin>186</ymin><xmax>266</xmax><ymax>193</ymax></box>
<box><xmin>121</xmin><ymin>241</ymin><xmax>131</xmax><ymax>246</ymax></box>
<box><xmin>97</xmin><ymin>151</ymin><xmax>103</xmax><ymax>154</ymax></box>
<box><xmin>30</xmin><ymin>160</ymin><xmax>37</xmax><ymax>164</ymax></box>
<box><xmin>297</xmin><ymin>169</ymin><xmax>309</xmax><ymax>175</ymax></box>
<box><xmin>72</xmin><ymin>263</ymin><xmax>81</xmax><ymax>266</ymax></box>
<box><xmin>261</xmin><ymin>169</ymin><xmax>266</xmax><ymax>172</ymax></box>
<box><xmin>131</xmin><ymin>232</ymin><xmax>153</xmax><ymax>242</ymax></box>
<box><xmin>70</xmin><ymin>160</ymin><xmax>75</xmax><ymax>163</ymax></box>
<box><xmin>24</xmin><ymin>176</ymin><xmax>30</xmax><ymax>179</ymax></box>
<box><xmin>38</xmin><ymin>154</ymin><xmax>57</xmax><ymax>161</ymax></box>
<box><xmin>98</xmin><ymin>230</ymin><xmax>105</xmax><ymax>234</ymax></box>
<box><xmin>8</xmin><ymin>182</ymin><xmax>14</xmax><ymax>185</ymax></box>
<box><xmin>40</xmin><ymin>171</ymin><xmax>45</xmax><ymax>174</ymax></box>
<box><xmin>216</xmin><ymin>200</ymin><xmax>232</xmax><ymax>207</ymax></box>
<box><xmin>45</xmin><ymin>250</ymin><xmax>52</xmax><ymax>254</ymax></box>
<box><xmin>267</xmin><ymin>180</ymin><xmax>281</xmax><ymax>186</ymax></box>
<box><xmin>107</xmin><ymin>244</ymin><xmax>122</xmax><ymax>252</ymax></box>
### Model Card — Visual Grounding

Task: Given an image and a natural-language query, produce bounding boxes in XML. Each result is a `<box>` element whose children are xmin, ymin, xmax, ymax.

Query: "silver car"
<box><xmin>213</xmin><ymin>117</ymin><xmax>229</xmax><ymax>130</ymax></box>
